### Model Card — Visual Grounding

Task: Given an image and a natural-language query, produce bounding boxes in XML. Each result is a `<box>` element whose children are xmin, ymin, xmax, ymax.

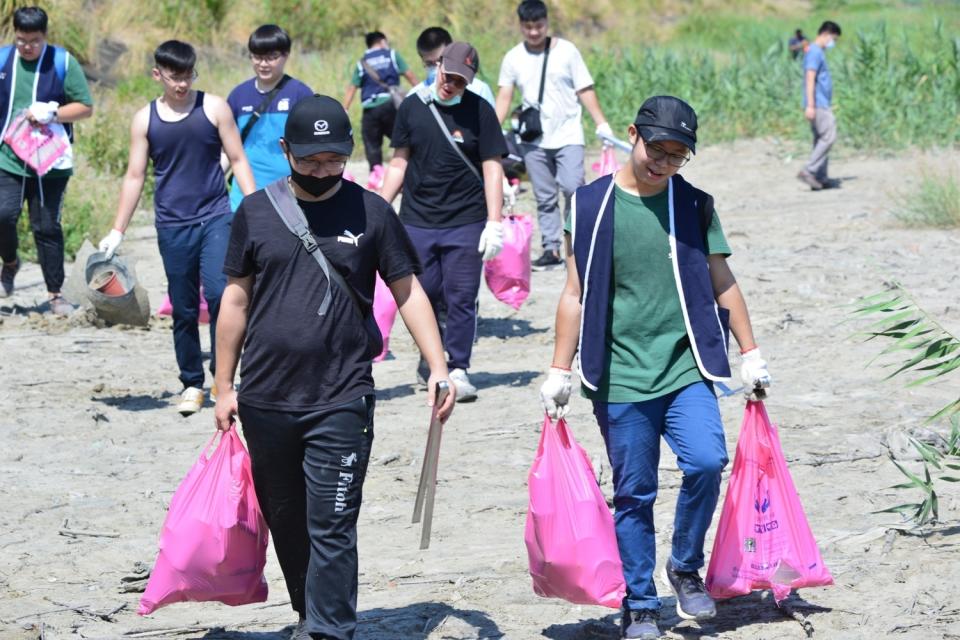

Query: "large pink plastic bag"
<box><xmin>372</xmin><ymin>273</ymin><xmax>398</xmax><ymax>362</ymax></box>
<box><xmin>591</xmin><ymin>145</ymin><xmax>620</xmax><ymax>177</ymax></box>
<box><xmin>138</xmin><ymin>427</ymin><xmax>269</xmax><ymax>615</ymax></box>
<box><xmin>525</xmin><ymin>416</ymin><xmax>626</xmax><ymax>608</ymax></box>
<box><xmin>484</xmin><ymin>215</ymin><xmax>533</xmax><ymax>310</ymax></box>
<box><xmin>2</xmin><ymin>111</ymin><xmax>68</xmax><ymax>175</ymax></box>
<box><xmin>157</xmin><ymin>288</ymin><xmax>210</xmax><ymax>324</ymax></box>
<box><xmin>705</xmin><ymin>401</ymin><xmax>833</xmax><ymax>603</ymax></box>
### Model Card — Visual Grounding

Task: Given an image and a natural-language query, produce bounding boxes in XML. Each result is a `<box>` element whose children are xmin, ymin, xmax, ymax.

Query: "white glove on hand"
<box><xmin>740</xmin><ymin>347</ymin><xmax>771</xmax><ymax>401</ymax></box>
<box><xmin>595</xmin><ymin>122</ymin><xmax>613</xmax><ymax>140</ymax></box>
<box><xmin>98</xmin><ymin>229</ymin><xmax>124</xmax><ymax>260</ymax></box>
<box><xmin>477</xmin><ymin>220</ymin><xmax>504</xmax><ymax>261</ymax></box>
<box><xmin>540</xmin><ymin>367</ymin><xmax>573</xmax><ymax>419</ymax></box>
<box><xmin>29</xmin><ymin>101</ymin><xmax>58</xmax><ymax>124</ymax></box>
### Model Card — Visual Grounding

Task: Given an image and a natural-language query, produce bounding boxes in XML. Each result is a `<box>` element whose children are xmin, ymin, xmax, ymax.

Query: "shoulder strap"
<box><xmin>53</xmin><ymin>46</ymin><xmax>67</xmax><ymax>84</ymax></box>
<box><xmin>264</xmin><ymin>179</ymin><xmax>366</xmax><ymax>318</ymax></box>
<box><xmin>239</xmin><ymin>74</ymin><xmax>290</xmax><ymax>144</ymax></box>
<box><xmin>536</xmin><ymin>37</ymin><xmax>551</xmax><ymax>107</ymax></box>
<box><xmin>360</xmin><ymin>59</ymin><xmax>390</xmax><ymax>89</ymax></box>
<box><xmin>426</xmin><ymin>100</ymin><xmax>483</xmax><ymax>185</ymax></box>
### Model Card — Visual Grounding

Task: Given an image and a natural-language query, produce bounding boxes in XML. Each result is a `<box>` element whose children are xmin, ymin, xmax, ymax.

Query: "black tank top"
<box><xmin>147</xmin><ymin>91</ymin><xmax>231</xmax><ymax>227</ymax></box>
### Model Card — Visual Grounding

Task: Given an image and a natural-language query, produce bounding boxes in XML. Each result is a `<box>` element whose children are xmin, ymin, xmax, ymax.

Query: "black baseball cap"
<box><xmin>283</xmin><ymin>94</ymin><xmax>354</xmax><ymax>157</ymax></box>
<box><xmin>634</xmin><ymin>95</ymin><xmax>698</xmax><ymax>154</ymax></box>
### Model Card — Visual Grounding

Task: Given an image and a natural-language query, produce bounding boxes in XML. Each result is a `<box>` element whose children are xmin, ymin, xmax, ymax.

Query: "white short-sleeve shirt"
<box><xmin>498</xmin><ymin>38</ymin><xmax>593</xmax><ymax>149</ymax></box>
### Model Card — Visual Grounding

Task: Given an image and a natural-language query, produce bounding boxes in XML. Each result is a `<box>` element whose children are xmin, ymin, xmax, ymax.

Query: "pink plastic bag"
<box><xmin>591</xmin><ymin>145</ymin><xmax>620</xmax><ymax>177</ymax></box>
<box><xmin>157</xmin><ymin>288</ymin><xmax>210</xmax><ymax>324</ymax></box>
<box><xmin>484</xmin><ymin>215</ymin><xmax>533</xmax><ymax>310</ymax></box>
<box><xmin>705</xmin><ymin>401</ymin><xmax>833</xmax><ymax>603</ymax></box>
<box><xmin>525</xmin><ymin>416</ymin><xmax>626</xmax><ymax>608</ymax></box>
<box><xmin>2</xmin><ymin>111</ymin><xmax>68</xmax><ymax>175</ymax></box>
<box><xmin>366</xmin><ymin>164</ymin><xmax>385</xmax><ymax>191</ymax></box>
<box><xmin>138</xmin><ymin>427</ymin><xmax>269</xmax><ymax>615</ymax></box>
<box><xmin>372</xmin><ymin>274</ymin><xmax>398</xmax><ymax>362</ymax></box>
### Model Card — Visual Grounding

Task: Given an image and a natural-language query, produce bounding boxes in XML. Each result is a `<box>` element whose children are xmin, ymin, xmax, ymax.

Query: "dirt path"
<box><xmin>1</xmin><ymin>141</ymin><xmax>958</xmax><ymax>640</ymax></box>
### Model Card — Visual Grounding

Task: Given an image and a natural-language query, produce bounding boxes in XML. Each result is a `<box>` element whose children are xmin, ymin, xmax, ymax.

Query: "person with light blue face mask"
<box><xmin>797</xmin><ymin>20</ymin><xmax>842</xmax><ymax>191</ymax></box>
<box><xmin>380</xmin><ymin>42</ymin><xmax>508</xmax><ymax>403</ymax></box>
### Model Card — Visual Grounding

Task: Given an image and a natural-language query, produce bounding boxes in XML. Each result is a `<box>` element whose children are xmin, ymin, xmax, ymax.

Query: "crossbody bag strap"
<box><xmin>360</xmin><ymin>59</ymin><xmax>391</xmax><ymax>90</ymax></box>
<box><xmin>240</xmin><ymin>75</ymin><xmax>290</xmax><ymax>143</ymax></box>
<box><xmin>426</xmin><ymin>101</ymin><xmax>483</xmax><ymax>185</ymax></box>
<box><xmin>536</xmin><ymin>37</ymin><xmax>551</xmax><ymax>107</ymax></box>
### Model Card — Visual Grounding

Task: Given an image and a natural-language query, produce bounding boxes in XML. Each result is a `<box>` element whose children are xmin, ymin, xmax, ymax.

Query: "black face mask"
<box><xmin>290</xmin><ymin>168</ymin><xmax>342</xmax><ymax>197</ymax></box>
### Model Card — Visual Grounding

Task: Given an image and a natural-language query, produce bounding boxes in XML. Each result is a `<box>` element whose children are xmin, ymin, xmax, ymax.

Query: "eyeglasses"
<box><xmin>158</xmin><ymin>69</ymin><xmax>199</xmax><ymax>84</ymax></box>
<box><xmin>15</xmin><ymin>38</ymin><xmax>44</xmax><ymax>49</ymax></box>
<box><xmin>644</xmin><ymin>142</ymin><xmax>690</xmax><ymax>168</ymax></box>
<box><xmin>292</xmin><ymin>157</ymin><xmax>347</xmax><ymax>173</ymax></box>
<box><xmin>250</xmin><ymin>52</ymin><xmax>285</xmax><ymax>63</ymax></box>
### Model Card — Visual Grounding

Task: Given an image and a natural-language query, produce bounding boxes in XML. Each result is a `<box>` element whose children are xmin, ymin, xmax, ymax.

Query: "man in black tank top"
<box><xmin>100</xmin><ymin>40</ymin><xmax>255</xmax><ymax>416</ymax></box>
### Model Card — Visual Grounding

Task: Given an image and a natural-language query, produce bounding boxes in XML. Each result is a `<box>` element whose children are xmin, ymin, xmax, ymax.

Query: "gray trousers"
<box><xmin>522</xmin><ymin>144</ymin><xmax>585</xmax><ymax>252</ymax></box>
<box><xmin>805</xmin><ymin>107</ymin><xmax>836</xmax><ymax>181</ymax></box>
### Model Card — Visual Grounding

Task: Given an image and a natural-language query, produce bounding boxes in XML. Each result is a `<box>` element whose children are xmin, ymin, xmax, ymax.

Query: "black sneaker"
<box><xmin>621</xmin><ymin>608</ymin><xmax>662</xmax><ymax>639</ymax></box>
<box><xmin>662</xmin><ymin>559</ymin><xmax>716</xmax><ymax>621</ymax></box>
<box><xmin>531</xmin><ymin>250</ymin><xmax>563</xmax><ymax>271</ymax></box>
<box><xmin>0</xmin><ymin>258</ymin><xmax>19</xmax><ymax>298</ymax></box>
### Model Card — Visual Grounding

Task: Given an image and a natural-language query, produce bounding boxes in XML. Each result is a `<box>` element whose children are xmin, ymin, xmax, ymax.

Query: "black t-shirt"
<box><xmin>391</xmin><ymin>89</ymin><xmax>507</xmax><ymax>228</ymax></box>
<box><xmin>223</xmin><ymin>180</ymin><xmax>422</xmax><ymax>412</ymax></box>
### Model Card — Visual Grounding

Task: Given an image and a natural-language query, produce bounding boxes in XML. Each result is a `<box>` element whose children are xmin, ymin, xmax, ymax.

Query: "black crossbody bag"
<box><xmin>226</xmin><ymin>75</ymin><xmax>290</xmax><ymax>186</ymax></box>
<box><xmin>517</xmin><ymin>37</ymin><xmax>551</xmax><ymax>142</ymax></box>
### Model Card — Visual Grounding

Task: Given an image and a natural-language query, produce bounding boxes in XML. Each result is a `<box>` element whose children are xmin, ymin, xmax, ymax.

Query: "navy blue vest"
<box><xmin>358</xmin><ymin>48</ymin><xmax>400</xmax><ymax>105</ymax></box>
<box><xmin>571</xmin><ymin>173</ymin><xmax>731</xmax><ymax>391</ymax></box>
<box><xmin>0</xmin><ymin>44</ymin><xmax>71</xmax><ymax>142</ymax></box>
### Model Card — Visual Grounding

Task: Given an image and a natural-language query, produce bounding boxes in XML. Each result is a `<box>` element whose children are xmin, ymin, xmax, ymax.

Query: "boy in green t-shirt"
<box><xmin>542</xmin><ymin>96</ymin><xmax>771</xmax><ymax>639</ymax></box>
<box><xmin>0</xmin><ymin>6</ymin><xmax>93</xmax><ymax>314</ymax></box>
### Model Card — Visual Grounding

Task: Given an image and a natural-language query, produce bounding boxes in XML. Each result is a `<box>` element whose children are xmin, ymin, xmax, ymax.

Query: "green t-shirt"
<box><xmin>0</xmin><ymin>50</ymin><xmax>93</xmax><ymax>178</ymax></box>
<box><xmin>565</xmin><ymin>184</ymin><xmax>731</xmax><ymax>402</ymax></box>
<box><xmin>350</xmin><ymin>50</ymin><xmax>409</xmax><ymax>110</ymax></box>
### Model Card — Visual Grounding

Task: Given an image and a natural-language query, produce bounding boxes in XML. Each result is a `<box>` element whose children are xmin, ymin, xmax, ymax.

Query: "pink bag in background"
<box><xmin>484</xmin><ymin>215</ymin><xmax>533</xmax><ymax>310</ymax></box>
<box><xmin>2</xmin><ymin>111</ymin><xmax>68</xmax><ymax>175</ymax></box>
<box><xmin>372</xmin><ymin>273</ymin><xmax>398</xmax><ymax>362</ymax></box>
<box><xmin>138</xmin><ymin>427</ymin><xmax>269</xmax><ymax>615</ymax></box>
<box><xmin>156</xmin><ymin>288</ymin><xmax>211</xmax><ymax>324</ymax></box>
<box><xmin>366</xmin><ymin>164</ymin><xmax>385</xmax><ymax>191</ymax></box>
<box><xmin>591</xmin><ymin>145</ymin><xmax>620</xmax><ymax>177</ymax></box>
<box><xmin>705</xmin><ymin>401</ymin><xmax>833</xmax><ymax>603</ymax></box>
<box><xmin>525</xmin><ymin>416</ymin><xmax>626</xmax><ymax>609</ymax></box>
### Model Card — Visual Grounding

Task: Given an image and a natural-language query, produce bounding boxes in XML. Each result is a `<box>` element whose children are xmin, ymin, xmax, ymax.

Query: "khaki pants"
<box><xmin>805</xmin><ymin>107</ymin><xmax>836</xmax><ymax>181</ymax></box>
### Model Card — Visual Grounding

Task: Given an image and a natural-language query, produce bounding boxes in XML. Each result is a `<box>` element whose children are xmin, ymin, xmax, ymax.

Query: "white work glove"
<box><xmin>540</xmin><ymin>367</ymin><xmax>573</xmax><ymax>419</ymax></box>
<box><xmin>595</xmin><ymin>121</ymin><xmax>613</xmax><ymax>140</ymax></box>
<box><xmin>477</xmin><ymin>220</ymin><xmax>504</xmax><ymax>261</ymax></box>
<box><xmin>98</xmin><ymin>229</ymin><xmax>124</xmax><ymax>260</ymax></box>
<box><xmin>739</xmin><ymin>347</ymin><xmax>771</xmax><ymax>401</ymax></box>
<box><xmin>29</xmin><ymin>101</ymin><xmax>59</xmax><ymax>124</ymax></box>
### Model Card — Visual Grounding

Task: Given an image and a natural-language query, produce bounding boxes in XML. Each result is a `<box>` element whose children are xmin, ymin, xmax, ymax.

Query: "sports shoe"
<box><xmin>621</xmin><ymin>609</ymin><xmax>662</xmax><ymax>639</ymax></box>
<box><xmin>662</xmin><ymin>559</ymin><xmax>716</xmax><ymax>621</ymax></box>
<box><xmin>796</xmin><ymin>169</ymin><xmax>823</xmax><ymax>191</ymax></box>
<box><xmin>177</xmin><ymin>387</ymin><xmax>205</xmax><ymax>416</ymax></box>
<box><xmin>531</xmin><ymin>250</ymin><xmax>563</xmax><ymax>271</ymax></box>
<box><xmin>49</xmin><ymin>295</ymin><xmax>73</xmax><ymax>316</ymax></box>
<box><xmin>0</xmin><ymin>258</ymin><xmax>19</xmax><ymax>298</ymax></box>
<box><xmin>415</xmin><ymin>356</ymin><xmax>430</xmax><ymax>390</ymax></box>
<box><xmin>449</xmin><ymin>368</ymin><xmax>477</xmax><ymax>402</ymax></box>
<box><xmin>290</xmin><ymin>616</ymin><xmax>310</xmax><ymax>640</ymax></box>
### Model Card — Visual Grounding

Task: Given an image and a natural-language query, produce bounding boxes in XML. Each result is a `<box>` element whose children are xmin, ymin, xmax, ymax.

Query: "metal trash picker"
<box><xmin>412</xmin><ymin>381</ymin><xmax>450</xmax><ymax>549</ymax></box>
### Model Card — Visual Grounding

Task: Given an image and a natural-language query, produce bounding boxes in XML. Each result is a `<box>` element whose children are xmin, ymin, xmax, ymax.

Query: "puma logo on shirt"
<box><xmin>337</xmin><ymin>230</ymin><xmax>364</xmax><ymax>247</ymax></box>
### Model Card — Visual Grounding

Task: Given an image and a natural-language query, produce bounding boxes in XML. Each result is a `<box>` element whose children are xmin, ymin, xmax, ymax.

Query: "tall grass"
<box><xmin>894</xmin><ymin>166</ymin><xmax>960</xmax><ymax>228</ymax></box>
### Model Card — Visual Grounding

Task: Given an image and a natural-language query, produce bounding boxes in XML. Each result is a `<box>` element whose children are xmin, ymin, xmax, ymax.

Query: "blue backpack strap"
<box><xmin>0</xmin><ymin>45</ymin><xmax>13</xmax><ymax>71</ymax></box>
<box><xmin>52</xmin><ymin>45</ymin><xmax>67</xmax><ymax>84</ymax></box>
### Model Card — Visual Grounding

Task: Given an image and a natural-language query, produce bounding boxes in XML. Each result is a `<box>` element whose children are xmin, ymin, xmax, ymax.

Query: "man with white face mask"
<box><xmin>380</xmin><ymin>42</ymin><xmax>507</xmax><ymax>402</ymax></box>
<box><xmin>797</xmin><ymin>20</ymin><xmax>842</xmax><ymax>191</ymax></box>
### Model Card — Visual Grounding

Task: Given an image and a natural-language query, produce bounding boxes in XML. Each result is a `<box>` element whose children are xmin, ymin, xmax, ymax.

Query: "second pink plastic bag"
<box><xmin>525</xmin><ymin>416</ymin><xmax>626</xmax><ymax>608</ymax></box>
<box><xmin>138</xmin><ymin>427</ymin><xmax>269</xmax><ymax>615</ymax></box>
<box><xmin>372</xmin><ymin>274</ymin><xmax>398</xmax><ymax>362</ymax></box>
<box><xmin>705</xmin><ymin>401</ymin><xmax>833</xmax><ymax>603</ymax></box>
<box><xmin>591</xmin><ymin>145</ymin><xmax>620</xmax><ymax>177</ymax></box>
<box><xmin>484</xmin><ymin>215</ymin><xmax>533</xmax><ymax>310</ymax></box>
<box><xmin>156</xmin><ymin>289</ymin><xmax>210</xmax><ymax>324</ymax></box>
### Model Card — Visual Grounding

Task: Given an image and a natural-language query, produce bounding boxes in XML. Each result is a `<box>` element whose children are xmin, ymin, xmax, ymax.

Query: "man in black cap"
<box><xmin>381</xmin><ymin>41</ymin><xmax>507</xmax><ymax>402</ymax></box>
<box><xmin>214</xmin><ymin>94</ymin><xmax>455</xmax><ymax>640</ymax></box>
<box><xmin>540</xmin><ymin>96</ymin><xmax>771</xmax><ymax>639</ymax></box>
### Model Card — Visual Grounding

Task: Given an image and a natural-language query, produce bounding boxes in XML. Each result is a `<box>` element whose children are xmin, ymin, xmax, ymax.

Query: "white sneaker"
<box><xmin>177</xmin><ymin>387</ymin><xmax>205</xmax><ymax>416</ymax></box>
<box><xmin>449</xmin><ymin>368</ymin><xmax>477</xmax><ymax>402</ymax></box>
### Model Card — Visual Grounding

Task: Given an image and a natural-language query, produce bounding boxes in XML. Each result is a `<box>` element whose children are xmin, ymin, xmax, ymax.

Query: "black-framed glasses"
<box><xmin>645</xmin><ymin>142</ymin><xmax>690</xmax><ymax>168</ymax></box>
<box><xmin>250</xmin><ymin>52</ymin><xmax>285</xmax><ymax>63</ymax></box>
<box><xmin>159</xmin><ymin>69</ymin><xmax>198</xmax><ymax>84</ymax></box>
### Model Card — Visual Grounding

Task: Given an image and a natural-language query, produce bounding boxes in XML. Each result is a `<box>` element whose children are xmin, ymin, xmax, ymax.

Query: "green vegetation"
<box><xmin>894</xmin><ymin>166</ymin><xmax>960</xmax><ymax>228</ymax></box>
<box><xmin>1</xmin><ymin>0</ymin><xmax>957</xmax><ymax>260</ymax></box>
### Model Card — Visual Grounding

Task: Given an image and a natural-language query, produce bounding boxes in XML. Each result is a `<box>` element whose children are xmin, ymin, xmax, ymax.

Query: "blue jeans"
<box><xmin>593</xmin><ymin>381</ymin><xmax>728</xmax><ymax>612</ymax></box>
<box><xmin>156</xmin><ymin>213</ymin><xmax>231</xmax><ymax>389</ymax></box>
